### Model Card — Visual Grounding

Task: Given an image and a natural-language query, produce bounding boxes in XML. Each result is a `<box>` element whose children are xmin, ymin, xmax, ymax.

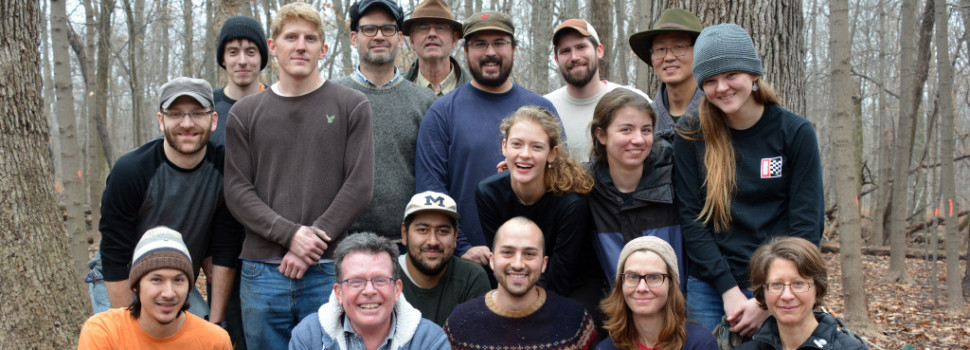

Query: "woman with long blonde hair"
<box><xmin>476</xmin><ymin>105</ymin><xmax>604</xmax><ymax>318</ymax></box>
<box><xmin>672</xmin><ymin>24</ymin><xmax>824</xmax><ymax>335</ymax></box>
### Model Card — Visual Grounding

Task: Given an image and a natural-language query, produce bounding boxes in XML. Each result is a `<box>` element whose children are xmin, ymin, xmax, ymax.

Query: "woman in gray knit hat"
<box><xmin>671</xmin><ymin>23</ymin><xmax>824</xmax><ymax>337</ymax></box>
<box><xmin>597</xmin><ymin>236</ymin><xmax>716</xmax><ymax>349</ymax></box>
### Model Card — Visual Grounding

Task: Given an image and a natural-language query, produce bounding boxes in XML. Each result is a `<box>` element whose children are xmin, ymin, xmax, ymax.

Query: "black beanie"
<box><xmin>217</xmin><ymin>16</ymin><xmax>269</xmax><ymax>70</ymax></box>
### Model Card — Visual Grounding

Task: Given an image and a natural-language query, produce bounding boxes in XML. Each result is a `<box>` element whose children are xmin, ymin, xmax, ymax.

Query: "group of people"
<box><xmin>76</xmin><ymin>0</ymin><xmax>867</xmax><ymax>349</ymax></box>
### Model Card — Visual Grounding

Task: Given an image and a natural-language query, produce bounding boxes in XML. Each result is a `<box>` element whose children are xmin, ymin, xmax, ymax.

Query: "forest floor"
<box><xmin>822</xmin><ymin>250</ymin><xmax>970</xmax><ymax>349</ymax></box>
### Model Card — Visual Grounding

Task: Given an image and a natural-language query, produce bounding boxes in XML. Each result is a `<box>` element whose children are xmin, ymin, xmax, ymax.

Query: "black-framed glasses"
<box><xmin>162</xmin><ymin>110</ymin><xmax>212</xmax><ymax>120</ymax></box>
<box><xmin>413</xmin><ymin>23</ymin><xmax>452</xmax><ymax>35</ymax></box>
<box><xmin>467</xmin><ymin>39</ymin><xmax>511</xmax><ymax>51</ymax></box>
<box><xmin>649</xmin><ymin>44</ymin><xmax>691</xmax><ymax>60</ymax></box>
<box><xmin>359</xmin><ymin>24</ymin><xmax>398</xmax><ymax>37</ymax></box>
<box><xmin>620</xmin><ymin>272</ymin><xmax>669</xmax><ymax>288</ymax></box>
<box><xmin>764</xmin><ymin>281</ymin><xmax>813</xmax><ymax>294</ymax></box>
<box><xmin>340</xmin><ymin>277</ymin><xmax>396</xmax><ymax>289</ymax></box>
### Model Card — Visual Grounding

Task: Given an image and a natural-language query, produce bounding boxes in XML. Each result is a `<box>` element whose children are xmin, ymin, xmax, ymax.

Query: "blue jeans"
<box><xmin>240</xmin><ymin>260</ymin><xmax>335</xmax><ymax>350</ymax></box>
<box><xmin>686</xmin><ymin>276</ymin><xmax>753</xmax><ymax>332</ymax></box>
<box><xmin>88</xmin><ymin>277</ymin><xmax>209</xmax><ymax>317</ymax></box>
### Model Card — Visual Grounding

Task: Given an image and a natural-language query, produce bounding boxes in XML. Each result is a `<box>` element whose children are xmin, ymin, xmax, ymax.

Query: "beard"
<box><xmin>407</xmin><ymin>246</ymin><xmax>451</xmax><ymax>276</ymax></box>
<box><xmin>561</xmin><ymin>58</ymin><xmax>598</xmax><ymax>86</ymax></box>
<box><xmin>362</xmin><ymin>43</ymin><xmax>398</xmax><ymax>65</ymax></box>
<box><xmin>163</xmin><ymin>124</ymin><xmax>210</xmax><ymax>155</ymax></box>
<box><xmin>469</xmin><ymin>56</ymin><xmax>513</xmax><ymax>87</ymax></box>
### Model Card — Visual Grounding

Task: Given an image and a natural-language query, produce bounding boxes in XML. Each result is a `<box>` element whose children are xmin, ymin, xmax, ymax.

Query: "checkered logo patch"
<box><xmin>760</xmin><ymin>156</ymin><xmax>783</xmax><ymax>178</ymax></box>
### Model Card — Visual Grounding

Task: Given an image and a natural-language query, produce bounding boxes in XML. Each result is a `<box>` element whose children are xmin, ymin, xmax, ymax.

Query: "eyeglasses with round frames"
<box><xmin>359</xmin><ymin>24</ymin><xmax>398</xmax><ymax>37</ymax></box>
<box><xmin>467</xmin><ymin>39</ymin><xmax>511</xmax><ymax>51</ymax></box>
<box><xmin>339</xmin><ymin>277</ymin><xmax>396</xmax><ymax>289</ymax></box>
<box><xmin>162</xmin><ymin>110</ymin><xmax>213</xmax><ymax>121</ymax></box>
<box><xmin>413</xmin><ymin>23</ymin><xmax>452</xmax><ymax>35</ymax></box>
<box><xmin>620</xmin><ymin>272</ymin><xmax>669</xmax><ymax>288</ymax></box>
<box><xmin>764</xmin><ymin>281</ymin><xmax>813</xmax><ymax>293</ymax></box>
<box><xmin>649</xmin><ymin>44</ymin><xmax>691</xmax><ymax>61</ymax></box>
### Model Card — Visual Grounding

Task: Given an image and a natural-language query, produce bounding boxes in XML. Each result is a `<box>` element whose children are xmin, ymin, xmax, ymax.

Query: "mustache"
<box><xmin>479</xmin><ymin>56</ymin><xmax>502</xmax><ymax>65</ymax></box>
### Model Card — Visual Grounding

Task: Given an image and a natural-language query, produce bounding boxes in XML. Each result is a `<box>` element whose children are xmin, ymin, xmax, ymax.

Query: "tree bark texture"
<box><xmin>588</xmin><ymin>0</ymin><xmax>612</xmax><ymax>82</ymax></box>
<box><xmin>123</xmin><ymin>0</ymin><xmax>145</xmax><ymax>147</ymax></box>
<box><xmin>183</xmin><ymin>0</ymin><xmax>195</xmax><ymax>77</ymax></box>
<box><xmin>827</xmin><ymin>0</ymin><xmax>876</xmax><ymax>332</ymax></box>
<box><xmin>52</xmin><ymin>0</ymin><xmax>91</xmax><ymax>287</ymax></box>
<box><xmin>529</xmin><ymin>0</ymin><xmax>552</xmax><ymax>94</ymax></box>
<box><xmin>886</xmin><ymin>0</ymin><xmax>934</xmax><ymax>285</ymax></box>
<box><xmin>872</xmin><ymin>1</ymin><xmax>894</xmax><ymax>247</ymax></box>
<box><xmin>0</xmin><ymin>0</ymin><xmax>89</xmax><ymax>347</ymax></box>
<box><xmin>933</xmin><ymin>0</ymin><xmax>964</xmax><ymax>314</ymax></box>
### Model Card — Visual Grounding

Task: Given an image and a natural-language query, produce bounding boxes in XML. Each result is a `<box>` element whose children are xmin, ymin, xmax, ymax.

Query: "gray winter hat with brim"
<box><xmin>692</xmin><ymin>23</ymin><xmax>764</xmax><ymax>86</ymax></box>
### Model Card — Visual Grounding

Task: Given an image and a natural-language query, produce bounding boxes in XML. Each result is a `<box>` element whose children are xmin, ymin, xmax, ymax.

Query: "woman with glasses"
<box><xmin>597</xmin><ymin>236</ymin><xmax>715</xmax><ymax>350</ymax></box>
<box><xmin>672</xmin><ymin>23</ymin><xmax>824</xmax><ymax>334</ymax></box>
<box><xmin>737</xmin><ymin>237</ymin><xmax>866</xmax><ymax>350</ymax></box>
<box><xmin>476</xmin><ymin>106</ymin><xmax>604</xmax><ymax>316</ymax></box>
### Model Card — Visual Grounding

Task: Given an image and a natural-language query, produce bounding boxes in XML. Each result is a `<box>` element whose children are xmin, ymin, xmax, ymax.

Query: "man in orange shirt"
<box><xmin>79</xmin><ymin>227</ymin><xmax>231</xmax><ymax>349</ymax></box>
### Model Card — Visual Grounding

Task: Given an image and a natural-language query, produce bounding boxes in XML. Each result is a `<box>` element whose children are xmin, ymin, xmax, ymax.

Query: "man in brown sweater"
<box><xmin>223</xmin><ymin>3</ymin><xmax>374</xmax><ymax>349</ymax></box>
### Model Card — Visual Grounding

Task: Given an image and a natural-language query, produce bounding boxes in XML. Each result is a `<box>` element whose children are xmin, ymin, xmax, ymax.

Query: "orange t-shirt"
<box><xmin>78</xmin><ymin>308</ymin><xmax>231</xmax><ymax>350</ymax></box>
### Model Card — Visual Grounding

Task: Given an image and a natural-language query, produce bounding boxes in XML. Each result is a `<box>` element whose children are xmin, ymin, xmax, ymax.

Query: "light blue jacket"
<box><xmin>289</xmin><ymin>293</ymin><xmax>449</xmax><ymax>350</ymax></box>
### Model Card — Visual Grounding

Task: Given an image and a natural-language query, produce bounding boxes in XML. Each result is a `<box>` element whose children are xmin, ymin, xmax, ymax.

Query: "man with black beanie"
<box><xmin>211</xmin><ymin>15</ymin><xmax>268</xmax><ymax>147</ymax></box>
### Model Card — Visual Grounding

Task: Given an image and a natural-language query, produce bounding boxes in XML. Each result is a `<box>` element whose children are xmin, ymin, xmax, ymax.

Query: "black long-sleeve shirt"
<box><xmin>98</xmin><ymin>138</ymin><xmax>243</xmax><ymax>281</ymax></box>
<box><xmin>673</xmin><ymin>103</ymin><xmax>824</xmax><ymax>294</ymax></box>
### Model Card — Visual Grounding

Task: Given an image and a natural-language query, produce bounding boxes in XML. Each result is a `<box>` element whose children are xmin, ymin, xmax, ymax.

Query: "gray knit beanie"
<box><xmin>692</xmin><ymin>23</ymin><xmax>763</xmax><ymax>86</ymax></box>
<box><xmin>128</xmin><ymin>226</ymin><xmax>194</xmax><ymax>288</ymax></box>
<box><xmin>217</xmin><ymin>16</ymin><xmax>269</xmax><ymax>70</ymax></box>
<box><xmin>616</xmin><ymin>236</ymin><xmax>679</xmax><ymax>286</ymax></box>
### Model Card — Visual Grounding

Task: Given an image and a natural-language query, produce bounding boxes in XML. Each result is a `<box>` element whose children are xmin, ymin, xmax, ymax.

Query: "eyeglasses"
<box><xmin>620</xmin><ymin>272</ymin><xmax>669</xmax><ymax>288</ymax></box>
<box><xmin>413</xmin><ymin>23</ymin><xmax>452</xmax><ymax>35</ymax></box>
<box><xmin>649</xmin><ymin>44</ymin><xmax>691</xmax><ymax>60</ymax></box>
<box><xmin>467</xmin><ymin>39</ymin><xmax>511</xmax><ymax>51</ymax></box>
<box><xmin>764</xmin><ymin>281</ymin><xmax>813</xmax><ymax>294</ymax></box>
<box><xmin>359</xmin><ymin>24</ymin><xmax>398</xmax><ymax>37</ymax></box>
<box><xmin>162</xmin><ymin>110</ymin><xmax>212</xmax><ymax>120</ymax></box>
<box><xmin>339</xmin><ymin>277</ymin><xmax>396</xmax><ymax>289</ymax></box>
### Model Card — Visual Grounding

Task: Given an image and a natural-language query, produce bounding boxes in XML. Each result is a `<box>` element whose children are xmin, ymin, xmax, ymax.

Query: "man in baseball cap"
<box><xmin>79</xmin><ymin>227</ymin><xmax>232</xmax><ymax>348</ymax></box>
<box><xmin>402</xmin><ymin>0</ymin><xmax>470</xmax><ymax>96</ymax></box>
<box><xmin>546</xmin><ymin>19</ymin><xmax>656</xmax><ymax>162</ymax></box>
<box><xmin>395</xmin><ymin>191</ymin><xmax>490</xmax><ymax>326</ymax></box>
<box><xmin>629</xmin><ymin>8</ymin><xmax>704</xmax><ymax>125</ymax></box>
<box><xmin>86</xmin><ymin>76</ymin><xmax>244</xmax><ymax>341</ymax></box>
<box><xmin>415</xmin><ymin>11</ymin><xmax>561</xmax><ymax>270</ymax></box>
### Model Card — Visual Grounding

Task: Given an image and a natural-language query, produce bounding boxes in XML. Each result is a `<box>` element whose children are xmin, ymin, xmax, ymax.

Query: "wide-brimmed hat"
<box><xmin>402</xmin><ymin>0</ymin><xmax>463</xmax><ymax>37</ymax></box>
<box><xmin>462</xmin><ymin>11</ymin><xmax>513</xmax><ymax>39</ymax></box>
<box><xmin>629</xmin><ymin>9</ymin><xmax>703</xmax><ymax>66</ymax></box>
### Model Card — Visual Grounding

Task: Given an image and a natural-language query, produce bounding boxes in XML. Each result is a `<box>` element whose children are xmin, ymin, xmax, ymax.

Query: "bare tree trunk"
<box><xmin>828</xmin><ymin>0</ymin><xmax>876</xmax><ymax>333</ymax></box>
<box><xmin>89</xmin><ymin>0</ymin><xmax>116</xmax><ymax>250</ymax></box>
<box><xmin>561</xmin><ymin>0</ymin><xmax>579</xmax><ymax>19</ymax></box>
<box><xmin>632</xmin><ymin>0</ymin><xmax>651</xmax><ymax>92</ymax></box>
<box><xmin>52</xmin><ymin>0</ymin><xmax>90</xmax><ymax>288</ymax></box>
<box><xmin>203</xmin><ymin>0</ymin><xmax>217</xmax><ymax>84</ymax></box>
<box><xmin>123</xmin><ymin>0</ymin><xmax>144</xmax><ymax>148</ymax></box>
<box><xmin>0</xmin><ymin>1</ymin><xmax>89</xmax><ymax>347</ymax></box>
<box><xmin>183</xmin><ymin>0</ymin><xmax>195</xmax><ymax>76</ymax></box>
<box><xmin>41</xmin><ymin>0</ymin><xmax>59</xmax><ymax>183</ymax></box>
<box><xmin>872</xmin><ymin>0</ymin><xmax>893</xmax><ymax>246</ymax></box>
<box><xmin>885</xmin><ymin>0</ymin><xmax>934</xmax><ymax>285</ymax></box>
<box><xmin>588</xmin><ymin>0</ymin><xmax>612</xmax><ymax>82</ymax></box>
<box><xmin>613</xmin><ymin>0</ymin><xmax>628</xmax><ymax>85</ymax></box>
<box><xmin>529</xmin><ymin>0</ymin><xmax>551</xmax><ymax>93</ymax></box>
<box><xmin>933</xmin><ymin>0</ymin><xmax>964</xmax><ymax>314</ymax></box>
<box><xmin>333</xmin><ymin>0</ymin><xmax>353</xmax><ymax>76</ymax></box>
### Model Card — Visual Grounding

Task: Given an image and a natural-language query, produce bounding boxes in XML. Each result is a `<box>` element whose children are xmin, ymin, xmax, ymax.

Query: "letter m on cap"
<box><xmin>424</xmin><ymin>195</ymin><xmax>446</xmax><ymax>208</ymax></box>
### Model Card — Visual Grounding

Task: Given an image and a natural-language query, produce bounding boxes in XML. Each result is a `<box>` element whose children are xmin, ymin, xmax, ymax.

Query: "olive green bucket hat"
<box><xmin>629</xmin><ymin>8</ymin><xmax>703</xmax><ymax>66</ymax></box>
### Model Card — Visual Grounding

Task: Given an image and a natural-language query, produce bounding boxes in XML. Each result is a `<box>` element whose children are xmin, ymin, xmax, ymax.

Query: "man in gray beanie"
<box><xmin>211</xmin><ymin>15</ymin><xmax>268</xmax><ymax>147</ymax></box>
<box><xmin>79</xmin><ymin>227</ymin><xmax>232</xmax><ymax>348</ymax></box>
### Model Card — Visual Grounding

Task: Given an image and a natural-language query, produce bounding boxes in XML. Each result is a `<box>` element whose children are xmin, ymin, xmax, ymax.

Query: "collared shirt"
<box><xmin>352</xmin><ymin>66</ymin><xmax>402</xmax><ymax>88</ymax></box>
<box><xmin>342</xmin><ymin>312</ymin><xmax>397</xmax><ymax>350</ymax></box>
<box><xmin>414</xmin><ymin>66</ymin><xmax>458</xmax><ymax>97</ymax></box>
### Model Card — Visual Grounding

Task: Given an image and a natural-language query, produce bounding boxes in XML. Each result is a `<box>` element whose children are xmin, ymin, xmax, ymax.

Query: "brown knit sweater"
<box><xmin>224</xmin><ymin>81</ymin><xmax>374</xmax><ymax>261</ymax></box>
